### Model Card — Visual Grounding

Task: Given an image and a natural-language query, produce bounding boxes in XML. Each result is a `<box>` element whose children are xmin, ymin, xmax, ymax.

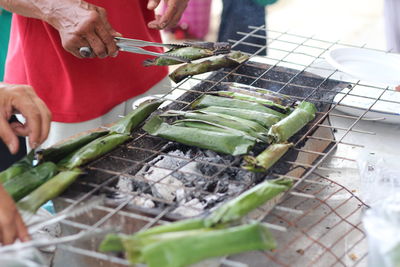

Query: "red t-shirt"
<box><xmin>4</xmin><ymin>1</ymin><xmax>168</xmax><ymax>123</ymax></box>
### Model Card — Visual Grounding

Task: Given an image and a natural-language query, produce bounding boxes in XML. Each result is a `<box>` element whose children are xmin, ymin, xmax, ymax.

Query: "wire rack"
<box><xmin>44</xmin><ymin>26</ymin><xmax>400</xmax><ymax>267</ymax></box>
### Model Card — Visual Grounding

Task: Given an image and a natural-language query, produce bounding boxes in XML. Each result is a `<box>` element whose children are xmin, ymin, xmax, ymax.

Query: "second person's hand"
<box><xmin>0</xmin><ymin>83</ymin><xmax>51</xmax><ymax>154</ymax></box>
<box><xmin>147</xmin><ymin>0</ymin><xmax>189</xmax><ymax>30</ymax></box>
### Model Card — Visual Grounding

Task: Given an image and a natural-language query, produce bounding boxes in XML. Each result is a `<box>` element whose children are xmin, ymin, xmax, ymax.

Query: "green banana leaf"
<box><xmin>163</xmin><ymin>110</ymin><xmax>268</xmax><ymax>142</ymax></box>
<box><xmin>198</xmin><ymin>106</ymin><xmax>281</xmax><ymax>128</ymax></box>
<box><xmin>217</xmin><ymin>90</ymin><xmax>290</xmax><ymax>114</ymax></box>
<box><xmin>206</xmin><ymin>178</ymin><xmax>293</xmax><ymax>226</ymax></box>
<box><xmin>18</xmin><ymin>168</ymin><xmax>82</xmax><ymax>213</ymax></box>
<box><xmin>109</xmin><ymin>99</ymin><xmax>163</xmax><ymax>135</ymax></box>
<box><xmin>143</xmin><ymin>116</ymin><xmax>255</xmax><ymax>156</ymax></box>
<box><xmin>58</xmin><ymin>133</ymin><xmax>131</xmax><ymax>169</ymax></box>
<box><xmin>139</xmin><ymin>223</ymin><xmax>276</xmax><ymax>267</ymax></box>
<box><xmin>3</xmin><ymin>162</ymin><xmax>58</xmax><ymax>201</ymax></box>
<box><xmin>192</xmin><ymin>95</ymin><xmax>287</xmax><ymax>119</ymax></box>
<box><xmin>0</xmin><ymin>150</ymin><xmax>34</xmax><ymax>184</ymax></box>
<box><xmin>43</xmin><ymin>130</ymin><xmax>109</xmax><ymax>163</ymax></box>
<box><xmin>268</xmin><ymin>101</ymin><xmax>317</xmax><ymax>143</ymax></box>
<box><xmin>174</xmin><ymin>120</ymin><xmax>257</xmax><ymax>141</ymax></box>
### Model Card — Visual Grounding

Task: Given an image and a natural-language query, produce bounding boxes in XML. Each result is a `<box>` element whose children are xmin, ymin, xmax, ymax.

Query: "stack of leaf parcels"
<box><xmin>144</xmin><ymin>82</ymin><xmax>317</xmax><ymax>172</ymax></box>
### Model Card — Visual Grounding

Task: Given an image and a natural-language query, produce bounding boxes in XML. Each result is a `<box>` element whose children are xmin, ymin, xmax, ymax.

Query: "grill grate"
<box><xmin>44</xmin><ymin>27</ymin><xmax>400</xmax><ymax>266</ymax></box>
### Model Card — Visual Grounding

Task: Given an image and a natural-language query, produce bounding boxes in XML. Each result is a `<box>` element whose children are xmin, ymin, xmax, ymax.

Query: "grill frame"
<box><xmin>30</xmin><ymin>26</ymin><xmax>400</xmax><ymax>266</ymax></box>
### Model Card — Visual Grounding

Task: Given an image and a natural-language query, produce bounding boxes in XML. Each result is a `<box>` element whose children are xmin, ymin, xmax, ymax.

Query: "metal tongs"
<box><xmin>79</xmin><ymin>37</ymin><xmax>191</xmax><ymax>63</ymax></box>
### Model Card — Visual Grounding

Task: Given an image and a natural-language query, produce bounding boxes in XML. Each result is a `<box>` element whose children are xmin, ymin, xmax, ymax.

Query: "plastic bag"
<box><xmin>358</xmin><ymin>150</ymin><xmax>400</xmax><ymax>267</ymax></box>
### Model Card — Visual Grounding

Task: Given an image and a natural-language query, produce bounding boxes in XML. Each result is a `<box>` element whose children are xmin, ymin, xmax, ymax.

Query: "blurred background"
<box><xmin>162</xmin><ymin>0</ymin><xmax>385</xmax><ymax>50</ymax></box>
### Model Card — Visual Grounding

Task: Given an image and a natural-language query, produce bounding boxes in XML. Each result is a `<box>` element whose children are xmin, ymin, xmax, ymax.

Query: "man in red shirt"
<box><xmin>1</xmin><ymin>0</ymin><xmax>189</xmax><ymax>147</ymax></box>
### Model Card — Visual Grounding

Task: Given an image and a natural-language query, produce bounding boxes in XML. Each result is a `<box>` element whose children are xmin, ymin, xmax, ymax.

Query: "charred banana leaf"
<box><xmin>206</xmin><ymin>178</ymin><xmax>293</xmax><ymax>226</ymax></box>
<box><xmin>169</xmin><ymin>51</ymin><xmax>249</xmax><ymax>83</ymax></box>
<box><xmin>198</xmin><ymin>106</ymin><xmax>281</xmax><ymax>128</ymax></box>
<box><xmin>58</xmin><ymin>133</ymin><xmax>131</xmax><ymax>169</ymax></box>
<box><xmin>143</xmin><ymin>116</ymin><xmax>255</xmax><ymax>156</ymax></box>
<box><xmin>163</xmin><ymin>110</ymin><xmax>269</xmax><ymax>142</ymax></box>
<box><xmin>110</xmin><ymin>99</ymin><xmax>164</xmax><ymax>135</ymax></box>
<box><xmin>192</xmin><ymin>95</ymin><xmax>287</xmax><ymax>119</ymax></box>
<box><xmin>217</xmin><ymin>90</ymin><xmax>291</xmax><ymax>114</ymax></box>
<box><xmin>243</xmin><ymin>143</ymin><xmax>293</xmax><ymax>172</ymax></box>
<box><xmin>268</xmin><ymin>101</ymin><xmax>317</xmax><ymax>143</ymax></box>
<box><xmin>143</xmin><ymin>42</ymin><xmax>231</xmax><ymax>66</ymax></box>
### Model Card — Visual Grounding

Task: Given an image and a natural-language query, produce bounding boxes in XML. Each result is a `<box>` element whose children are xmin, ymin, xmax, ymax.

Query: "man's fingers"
<box><xmin>147</xmin><ymin>0</ymin><xmax>162</xmax><ymax>10</ymax></box>
<box><xmin>12</xmin><ymin>94</ymin><xmax>43</xmax><ymax>149</ymax></box>
<box><xmin>95</xmin><ymin>7</ymin><xmax>119</xmax><ymax>57</ymax></box>
<box><xmin>16</xmin><ymin>215</ymin><xmax>30</xmax><ymax>242</ymax></box>
<box><xmin>0</xmin><ymin>117</ymin><xmax>19</xmax><ymax>154</ymax></box>
<box><xmin>2</xmin><ymin>220</ymin><xmax>16</xmax><ymax>245</ymax></box>
<box><xmin>10</xmin><ymin>121</ymin><xmax>30</xmax><ymax>137</ymax></box>
<box><xmin>396</xmin><ymin>85</ymin><xmax>400</xmax><ymax>91</ymax></box>
<box><xmin>85</xmin><ymin>32</ymin><xmax>108</xmax><ymax>58</ymax></box>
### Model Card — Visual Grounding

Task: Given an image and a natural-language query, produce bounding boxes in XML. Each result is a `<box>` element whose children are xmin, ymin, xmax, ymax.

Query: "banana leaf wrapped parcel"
<box><xmin>169</xmin><ymin>51</ymin><xmax>249</xmax><ymax>83</ymax></box>
<box><xmin>268</xmin><ymin>101</ymin><xmax>317</xmax><ymax>143</ymax></box>
<box><xmin>192</xmin><ymin>95</ymin><xmax>287</xmax><ymax>119</ymax></box>
<box><xmin>143</xmin><ymin>42</ymin><xmax>230</xmax><ymax>66</ymax></box>
<box><xmin>220</xmin><ymin>82</ymin><xmax>295</xmax><ymax>106</ymax></box>
<box><xmin>143</xmin><ymin>116</ymin><xmax>255</xmax><ymax>156</ymax></box>
<box><xmin>162</xmin><ymin>110</ymin><xmax>269</xmax><ymax>142</ymax></box>
<box><xmin>243</xmin><ymin>143</ymin><xmax>294</xmax><ymax>172</ymax></box>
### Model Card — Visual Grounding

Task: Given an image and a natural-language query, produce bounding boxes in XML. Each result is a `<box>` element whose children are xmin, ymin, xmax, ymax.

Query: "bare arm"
<box><xmin>0</xmin><ymin>0</ymin><xmax>120</xmax><ymax>58</ymax></box>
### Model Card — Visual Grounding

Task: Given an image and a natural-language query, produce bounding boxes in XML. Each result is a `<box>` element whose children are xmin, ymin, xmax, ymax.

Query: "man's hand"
<box><xmin>0</xmin><ymin>83</ymin><xmax>51</xmax><ymax>154</ymax></box>
<box><xmin>0</xmin><ymin>186</ymin><xmax>30</xmax><ymax>245</ymax></box>
<box><xmin>43</xmin><ymin>1</ymin><xmax>121</xmax><ymax>58</ymax></box>
<box><xmin>147</xmin><ymin>0</ymin><xmax>190</xmax><ymax>30</ymax></box>
<box><xmin>396</xmin><ymin>86</ymin><xmax>400</xmax><ymax>91</ymax></box>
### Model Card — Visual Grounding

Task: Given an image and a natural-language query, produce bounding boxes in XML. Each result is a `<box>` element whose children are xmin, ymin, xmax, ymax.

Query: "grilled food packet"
<box><xmin>206</xmin><ymin>178</ymin><xmax>293</xmax><ymax>226</ymax></box>
<box><xmin>143</xmin><ymin>116</ymin><xmax>255</xmax><ymax>156</ymax></box>
<box><xmin>101</xmin><ymin>223</ymin><xmax>276</xmax><ymax>267</ymax></box>
<box><xmin>198</xmin><ymin>106</ymin><xmax>281</xmax><ymax>128</ymax></box>
<box><xmin>18</xmin><ymin>168</ymin><xmax>82</xmax><ymax>214</ymax></box>
<box><xmin>169</xmin><ymin>51</ymin><xmax>249</xmax><ymax>83</ymax></box>
<box><xmin>109</xmin><ymin>99</ymin><xmax>164</xmax><ymax>135</ymax></box>
<box><xmin>163</xmin><ymin>110</ymin><xmax>269</xmax><ymax>142</ymax></box>
<box><xmin>268</xmin><ymin>101</ymin><xmax>317</xmax><ymax>143</ymax></box>
<box><xmin>143</xmin><ymin>42</ymin><xmax>231</xmax><ymax>66</ymax></box>
<box><xmin>58</xmin><ymin>133</ymin><xmax>131</xmax><ymax>169</ymax></box>
<box><xmin>243</xmin><ymin>143</ymin><xmax>294</xmax><ymax>172</ymax></box>
<box><xmin>3</xmin><ymin>162</ymin><xmax>58</xmax><ymax>201</ymax></box>
<box><xmin>0</xmin><ymin>150</ymin><xmax>35</xmax><ymax>184</ymax></box>
<box><xmin>219</xmin><ymin>82</ymin><xmax>295</xmax><ymax>106</ymax></box>
<box><xmin>192</xmin><ymin>94</ymin><xmax>287</xmax><ymax>119</ymax></box>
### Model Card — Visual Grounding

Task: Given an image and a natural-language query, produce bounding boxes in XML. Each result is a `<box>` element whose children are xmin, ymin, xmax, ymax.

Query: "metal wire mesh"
<box><xmin>43</xmin><ymin>26</ymin><xmax>400</xmax><ymax>266</ymax></box>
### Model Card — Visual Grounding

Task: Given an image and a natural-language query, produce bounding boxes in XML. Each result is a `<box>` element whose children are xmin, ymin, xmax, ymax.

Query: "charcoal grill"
<box><xmin>47</xmin><ymin>26</ymin><xmax>400</xmax><ymax>267</ymax></box>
